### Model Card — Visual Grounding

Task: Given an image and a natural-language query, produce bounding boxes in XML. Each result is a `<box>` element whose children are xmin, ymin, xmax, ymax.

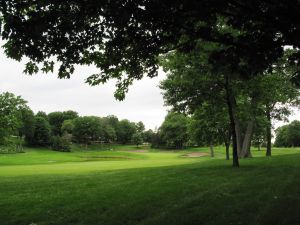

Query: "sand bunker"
<box><xmin>184</xmin><ymin>152</ymin><xmax>209</xmax><ymax>157</ymax></box>
<box><xmin>127</xmin><ymin>149</ymin><xmax>148</xmax><ymax>153</ymax></box>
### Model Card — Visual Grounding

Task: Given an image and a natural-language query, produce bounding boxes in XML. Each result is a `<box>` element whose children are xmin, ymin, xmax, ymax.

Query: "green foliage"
<box><xmin>36</xmin><ymin>111</ymin><xmax>48</xmax><ymax>120</ymax></box>
<box><xmin>160</xmin><ymin>112</ymin><xmax>189</xmax><ymax>149</ymax></box>
<box><xmin>61</xmin><ymin>119</ymin><xmax>74</xmax><ymax>134</ymax></box>
<box><xmin>189</xmin><ymin>102</ymin><xmax>230</xmax><ymax>147</ymax></box>
<box><xmin>136</xmin><ymin>121</ymin><xmax>145</xmax><ymax>133</ymax></box>
<box><xmin>275</xmin><ymin>121</ymin><xmax>300</xmax><ymax>147</ymax></box>
<box><xmin>18</xmin><ymin>108</ymin><xmax>36</xmax><ymax>145</ymax></box>
<box><xmin>72</xmin><ymin>116</ymin><xmax>102</xmax><ymax>145</ymax></box>
<box><xmin>48</xmin><ymin>111</ymin><xmax>78</xmax><ymax>136</ymax></box>
<box><xmin>51</xmin><ymin>134</ymin><xmax>71</xmax><ymax>152</ymax></box>
<box><xmin>116</xmin><ymin>119</ymin><xmax>136</xmax><ymax>144</ymax></box>
<box><xmin>2</xmin><ymin>1</ymin><xmax>299</xmax><ymax>99</ymax></box>
<box><xmin>48</xmin><ymin>112</ymin><xmax>65</xmax><ymax>136</ymax></box>
<box><xmin>132</xmin><ymin>133</ymin><xmax>143</xmax><ymax>147</ymax></box>
<box><xmin>143</xmin><ymin>129</ymin><xmax>155</xmax><ymax>143</ymax></box>
<box><xmin>0</xmin><ymin>92</ymin><xmax>28</xmax><ymax>144</ymax></box>
<box><xmin>30</xmin><ymin>117</ymin><xmax>51</xmax><ymax>146</ymax></box>
<box><xmin>0</xmin><ymin>137</ymin><xmax>24</xmax><ymax>154</ymax></box>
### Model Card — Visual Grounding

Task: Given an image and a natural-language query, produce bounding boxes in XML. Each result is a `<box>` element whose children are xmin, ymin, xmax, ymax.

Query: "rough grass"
<box><xmin>0</xmin><ymin>145</ymin><xmax>299</xmax><ymax>225</ymax></box>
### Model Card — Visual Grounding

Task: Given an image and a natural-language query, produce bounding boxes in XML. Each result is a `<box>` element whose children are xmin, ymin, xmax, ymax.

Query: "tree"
<box><xmin>18</xmin><ymin>108</ymin><xmax>36</xmax><ymax>145</ymax></box>
<box><xmin>61</xmin><ymin>119</ymin><xmax>75</xmax><ymax>135</ymax></box>
<box><xmin>31</xmin><ymin>117</ymin><xmax>51</xmax><ymax>146</ymax></box>
<box><xmin>72</xmin><ymin>116</ymin><xmax>102</xmax><ymax>146</ymax></box>
<box><xmin>51</xmin><ymin>134</ymin><xmax>72</xmax><ymax>152</ymax></box>
<box><xmin>48</xmin><ymin>110</ymin><xmax>79</xmax><ymax>136</ymax></box>
<box><xmin>275</xmin><ymin>121</ymin><xmax>300</xmax><ymax>147</ymax></box>
<box><xmin>143</xmin><ymin>129</ymin><xmax>155</xmax><ymax>143</ymax></box>
<box><xmin>116</xmin><ymin>120</ymin><xmax>136</xmax><ymax>144</ymax></box>
<box><xmin>63</xmin><ymin>110</ymin><xmax>79</xmax><ymax>120</ymax></box>
<box><xmin>160</xmin><ymin>112</ymin><xmax>189</xmax><ymax>149</ymax></box>
<box><xmin>189</xmin><ymin>103</ymin><xmax>231</xmax><ymax>158</ymax></box>
<box><xmin>132</xmin><ymin>133</ymin><xmax>143</xmax><ymax>147</ymax></box>
<box><xmin>48</xmin><ymin>112</ymin><xmax>65</xmax><ymax>136</ymax></box>
<box><xmin>247</xmin><ymin>50</ymin><xmax>300</xmax><ymax>156</ymax></box>
<box><xmin>160</xmin><ymin>44</ymin><xmax>241</xmax><ymax>164</ymax></box>
<box><xmin>0</xmin><ymin>92</ymin><xmax>28</xmax><ymax>144</ymax></box>
<box><xmin>136</xmin><ymin>122</ymin><xmax>145</xmax><ymax>133</ymax></box>
<box><xmin>36</xmin><ymin>111</ymin><xmax>48</xmax><ymax>120</ymax></box>
<box><xmin>274</xmin><ymin>125</ymin><xmax>289</xmax><ymax>147</ymax></box>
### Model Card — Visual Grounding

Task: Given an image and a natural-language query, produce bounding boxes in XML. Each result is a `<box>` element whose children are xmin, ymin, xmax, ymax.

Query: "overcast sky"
<box><xmin>0</xmin><ymin>43</ymin><xmax>299</xmax><ymax>130</ymax></box>
<box><xmin>0</xmin><ymin>46</ymin><xmax>168</xmax><ymax>130</ymax></box>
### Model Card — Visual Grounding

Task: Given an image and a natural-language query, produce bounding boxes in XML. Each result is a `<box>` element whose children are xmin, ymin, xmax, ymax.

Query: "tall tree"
<box><xmin>0</xmin><ymin>92</ymin><xmax>28</xmax><ymax>144</ymax></box>
<box><xmin>160</xmin><ymin>112</ymin><xmax>189</xmax><ymax>149</ymax></box>
<box><xmin>189</xmin><ymin>103</ymin><xmax>231</xmax><ymax>159</ymax></box>
<box><xmin>116</xmin><ymin>119</ymin><xmax>136</xmax><ymax>144</ymax></box>
<box><xmin>73</xmin><ymin>116</ymin><xmax>102</xmax><ymax>145</ymax></box>
<box><xmin>18</xmin><ymin>108</ymin><xmax>36</xmax><ymax>145</ymax></box>
<box><xmin>30</xmin><ymin>116</ymin><xmax>51</xmax><ymax>146</ymax></box>
<box><xmin>275</xmin><ymin>121</ymin><xmax>300</xmax><ymax>147</ymax></box>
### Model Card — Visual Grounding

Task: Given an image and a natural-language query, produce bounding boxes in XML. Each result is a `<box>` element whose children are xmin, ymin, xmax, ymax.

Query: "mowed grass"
<box><xmin>0</xmin><ymin>145</ymin><xmax>300</xmax><ymax>225</ymax></box>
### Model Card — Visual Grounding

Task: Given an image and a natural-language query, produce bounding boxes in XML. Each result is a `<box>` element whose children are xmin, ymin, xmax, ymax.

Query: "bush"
<box><xmin>51</xmin><ymin>134</ymin><xmax>71</xmax><ymax>152</ymax></box>
<box><xmin>0</xmin><ymin>137</ymin><xmax>24</xmax><ymax>154</ymax></box>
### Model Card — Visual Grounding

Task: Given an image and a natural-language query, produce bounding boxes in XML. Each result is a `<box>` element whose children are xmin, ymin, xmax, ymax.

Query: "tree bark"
<box><xmin>210</xmin><ymin>141</ymin><xmax>214</xmax><ymax>157</ymax></box>
<box><xmin>235</xmin><ymin>120</ymin><xmax>242</xmax><ymax>157</ymax></box>
<box><xmin>224</xmin><ymin>128</ymin><xmax>231</xmax><ymax>160</ymax></box>
<box><xmin>225</xmin><ymin>142</ymin><xmax>230</xmax><ymax>160</ymax></box>
<box><xmin>225</xmin><ymin>74</ymin><xmax>239</xmax><ymax>167</ymax></box>
<box><xmin>266</xmin><ymin>105</ymin><xmax>272</xmax><ymax>156</ymax></box>
<box><xmin>240</xmin><ymin>120</ymin><xmax>254</xmax><ymax>158</ymax></box>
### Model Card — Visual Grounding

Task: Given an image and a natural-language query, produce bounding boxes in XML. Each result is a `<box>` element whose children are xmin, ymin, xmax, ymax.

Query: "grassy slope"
<box><xmin>0</xmin><ymin>145</ymin><xmax>299</xmax><ymax>225</ymax></box>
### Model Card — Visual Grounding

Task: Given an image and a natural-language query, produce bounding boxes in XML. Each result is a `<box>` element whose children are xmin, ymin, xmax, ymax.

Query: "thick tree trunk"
<box><xmin>258</xmin><ymin>144</ymin><xmax>261</xmax><ymax>151</ymax></box>
<box><xmin>225</xmin><ymin>75</ymin><xmax>239</xmax><ymax>167</ymax></box>
<box><xmin>240</xmin><ymin>120</ymin><xmax>254</xmax><ymax>158</ymax></box>
<box><xmin>266</xmin><ymin>106</ymin><xmax>272</xmax><ymax>156</ymax></box>
<box><xmin>235</xmin><ymin>120</ymin><xmax>242</xmax><ymax>157</ymax></box>
<box><xmin>210</xmin><ymin>142</ymin><xmax>214</xmax><ymax>157</ymax></box>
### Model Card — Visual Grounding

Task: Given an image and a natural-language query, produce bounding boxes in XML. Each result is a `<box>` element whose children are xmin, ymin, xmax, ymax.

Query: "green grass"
<box><xmin>0</xmin><ymin>145</ymin><xmax>299</xmax><ymax>225</ymax></box>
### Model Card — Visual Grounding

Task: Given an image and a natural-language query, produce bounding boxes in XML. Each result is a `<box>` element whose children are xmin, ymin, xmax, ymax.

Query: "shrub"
<box><xmin>51</xmin><ymin>134</ymin><xmax>71</xmax><ymax>152</ymax></box>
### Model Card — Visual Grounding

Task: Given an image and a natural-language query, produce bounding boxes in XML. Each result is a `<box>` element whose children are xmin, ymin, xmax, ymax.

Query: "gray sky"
<box><xmin>0</xmin><ymin>43</ymin><xmax>299</xmax><ymax>131</ymax></box>
<box><xmin>0</xmin><ymin>47</ymin><xmax>168</xmax><ymax>130</ymax></box>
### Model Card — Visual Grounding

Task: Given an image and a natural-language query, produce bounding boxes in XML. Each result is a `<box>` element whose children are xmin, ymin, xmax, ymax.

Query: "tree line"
<box><xmin>153</xmin><ymin>111</ymin><xmax>300</xmax><ymax>159</ymax></box>
<box><xmin>0</xmin><ymin>92</ymin><xmax>149</xmax><ymax>152</ymax></box>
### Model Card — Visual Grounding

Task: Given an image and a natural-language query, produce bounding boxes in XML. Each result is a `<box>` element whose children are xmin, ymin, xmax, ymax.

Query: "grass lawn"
<box><xmin>0</xmin><ymin>145</ymin><xmax>299</xmax><ymax>225</ymax></box>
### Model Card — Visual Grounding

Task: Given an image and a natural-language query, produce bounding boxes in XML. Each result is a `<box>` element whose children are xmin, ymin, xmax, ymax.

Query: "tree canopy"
<box><xmin>1</xmin><ymin>1</ymin><xmax>300</xmax><ymax>99</ymax></box>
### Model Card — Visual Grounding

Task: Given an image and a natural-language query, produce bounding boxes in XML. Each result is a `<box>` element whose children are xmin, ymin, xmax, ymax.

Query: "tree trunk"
<box><xmin>258</xmin><ymin>144</ymin><xmax>261</xmax><ymax>151</ymax></box>
<box><xmin>225</xmin><ymin>142</ymin><xmax>230</xmax><ymax>160</ymax></box>
<box><xmin>240</xmin><ymin>120</ymin><xmax>254</xmax><ymax>158</ymax></box>
<box><xmin>266</xmin><ymin>106</ymin><xmax>272</xmax><ymax>156</ymax></box>
<box><xmin>210</xmin><ymin>141</ymin><xmax>214</xmax><ymax>157</ymax></box>
<box><xmin>235</xmin><ymin>120</ymin><xmax>242</xmax><ymax>157</ymax></box>
<box><xmin>224</xmin><ymin>129</ymin><xmax>231</xmax><ymax>160</ymax></box>
<box><xmin>225</xmin><ymin>74</ymin><xmax>239</xmax><ymax>167</ymax></box>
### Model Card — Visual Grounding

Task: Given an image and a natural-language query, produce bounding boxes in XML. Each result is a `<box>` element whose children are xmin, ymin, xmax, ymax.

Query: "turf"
<box><xmin>0</xmin><ymin>145</ymin><xmax>299</xmax><ymax>225</ymax></box>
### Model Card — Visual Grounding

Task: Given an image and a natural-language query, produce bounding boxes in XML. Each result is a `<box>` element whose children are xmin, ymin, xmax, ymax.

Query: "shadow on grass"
<box><xmin>0</xmin><ymin>153</ymin><xmax>300</xmax><ymax>225</ymax></box>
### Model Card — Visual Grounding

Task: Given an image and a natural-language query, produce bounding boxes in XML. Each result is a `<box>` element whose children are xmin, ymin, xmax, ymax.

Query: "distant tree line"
<box><xmin>1</xmin><ymin>91</ymin><xmax>300</xmax><ymax>155</ymax></box>
<box><xmin>275</xmin><ymin>121</ymin><xmax>300</xmax><ymax>147</ymax></box>
<box><xmin>153</xmin><ymin>112</ymin><xmax>300</xmax><ymax>159</ymax></box>
<box><xmin>0</xmin><ymin>92</ymin><xmax>149</xmax><ymax>152</ymax></box>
